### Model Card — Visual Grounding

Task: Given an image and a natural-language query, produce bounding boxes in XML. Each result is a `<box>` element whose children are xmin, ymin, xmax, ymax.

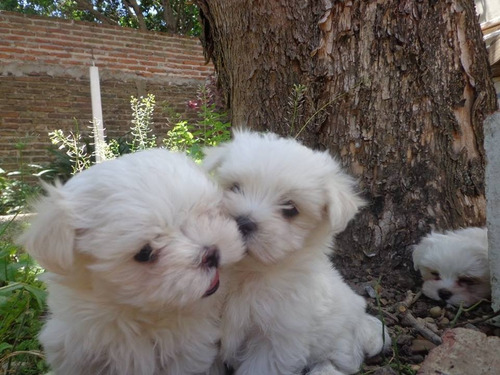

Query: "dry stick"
<box><xmin>397</xmin><ymin>290</ymin><xmax>443</xmax><ymax>345</ymax></box>
<box><xmin>378</xmin><ymin>307</ymin><xmax>400</xmax><ymax>326</ymax></box>
<box><xmin>400</xmin><ymin>312</ymin><xmax>443</xmax><ymax>345</ymax></box>
<box><xmin>455</xmin><ymin>308</ymin><xmax>500</xmax><ymax>327</ymax></box>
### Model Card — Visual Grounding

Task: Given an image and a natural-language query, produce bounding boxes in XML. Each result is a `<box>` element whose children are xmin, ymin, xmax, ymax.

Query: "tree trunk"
<box><xmin>196</xmin><ymin>0</ymin><xmax>497</xmax><ymax>276</ymax></box>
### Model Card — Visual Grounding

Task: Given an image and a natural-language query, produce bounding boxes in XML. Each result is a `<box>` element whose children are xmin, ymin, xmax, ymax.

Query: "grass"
<box><xmin>0</xmin><ymin>216</ymin><xmax>48</xmax><ymax>374</ymax></box>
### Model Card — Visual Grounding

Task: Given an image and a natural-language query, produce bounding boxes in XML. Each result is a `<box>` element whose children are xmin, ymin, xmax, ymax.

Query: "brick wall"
<box><xmin>0</xmin><ymin>11</ymin><xmax>214</xmax><ymax>174</ymax></box>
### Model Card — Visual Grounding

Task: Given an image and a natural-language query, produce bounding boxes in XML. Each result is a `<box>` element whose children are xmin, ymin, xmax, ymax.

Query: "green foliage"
<box><xmin>4</xmin><ymin>0</ymin><xmax>201</xmax><ymax>35</ymax></box>
<box><xmin>287</xmin><ymin>83</ymin><xmax>307</xmax><ymax>135</ymax></box>
<box><xmin>49</xmin><ymin>90</ymin><xmax>231</xmax><ymax>176</ymax></box>
<box><xmin>164</xmin><ymin>88</ymin><xmax>231</xmax><ymax>162</ymax></box>
<box><xmin>129</xmin><ymin>94</ymin><xmax>157</xmax><ymax>152</ymax></box>
<box><xmin>48</xmin><ymin>124</ymin><xmax>92</xmax><ymax>176</ymax></box>
<box><xmin>0</xmin><ymin>0</ymin><xmax>60</xmax><ymax>16</ymax></box>
<box><xmin>286</xmin><ymin>81</ymin><xmax>365</xmax><ymax>139</ymax></box>
<box><xmin>0</xmin><ymin>169</ymin><xmax>42</xmax><ymax>216</ymax></box>
<box><xmin>0</xmin><ymin>139</ymin><xmax>47</xmax><ymax>215</ymax></box>
<box><xmin>0</xmin><ymin>219</ymin><xmax>48</xmax><ymax>374</ymax></box>
<box><xmin>47</xmin><ymin>118</ymin><xmax>123</xmax><ymax>180</ymax></box>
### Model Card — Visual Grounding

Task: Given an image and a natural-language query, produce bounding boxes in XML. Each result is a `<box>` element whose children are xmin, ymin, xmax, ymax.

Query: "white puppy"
<box><xmin>18</xmin><ymin>149</ymin><xmax>245</xmax><ymax>375</ymax></box>
<box><xmin>412</xmin><ymin>227</ymin><xmax>490</xmax><ymax>307</ymax></box>
<box><xmin>203</xmin><ymin>131</ymin><xmax>390</xmax><ymax>375</ymax></box>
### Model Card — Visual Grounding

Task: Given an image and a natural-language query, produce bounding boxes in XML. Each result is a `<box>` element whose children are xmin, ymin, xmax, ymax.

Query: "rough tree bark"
<box><xmin>196</xmin><ymin>0</ymin><xmax>497</xmax><ymax>276</ymax></box>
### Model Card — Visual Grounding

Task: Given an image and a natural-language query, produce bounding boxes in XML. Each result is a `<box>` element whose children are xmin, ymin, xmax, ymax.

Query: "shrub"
<box><xmin>49</xmin><ymin>89</ymin><xmax>231</xmax><ymax>175</ymax></box>
<box><xmin>0</xmin><ymin>169</ymin><xmax>43</xmax><ymax>216</ymax></box>
<box><xmin>0</xmin><ymin>218</ymin><xmax>48</xmax><ymax>374</ymax></box>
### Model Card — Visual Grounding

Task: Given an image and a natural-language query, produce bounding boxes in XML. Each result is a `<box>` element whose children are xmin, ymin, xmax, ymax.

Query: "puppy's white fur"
<box><xmin>203</xmin><ymin>131</ymin><xmax>390</xmax><ymax>375</ymax></box>
<box><xmin>412</xmin><ymin>227</ymin><xmax>490</xmax><ymax>307</ymax></box>
<box><xmin>18</xmin><ymin>149</ymin><xmax>244</xmax><ymax>375</ymax></box>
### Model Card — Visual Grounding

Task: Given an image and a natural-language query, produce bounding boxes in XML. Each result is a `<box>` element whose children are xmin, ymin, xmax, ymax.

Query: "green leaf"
<box><xmin>0</xmin><ymin>282</ymin><xmax>24</xmax><ymax>294</ymax></box>
<box><xmin>23</xmin><ymin>284</ymin><xmax>47</xmax><ymax>309</ymax></box>
<box><xmin>0</xmin><ymin>342</ymin><xmax>13</xmax><ymax>354</ymax></box>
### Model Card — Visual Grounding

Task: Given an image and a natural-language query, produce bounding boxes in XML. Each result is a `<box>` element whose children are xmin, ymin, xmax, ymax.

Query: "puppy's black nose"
<box><xmin>202</xmin><ymin>246</ymin><xmax>220</xmax><ymax>268</ymax></box>
<box><xmin>236</xmin><ymin>216</ymin><xmax>257</xmax><ymax>237</ymax></box>
<box><xmin>438</xmin><ymin>288</ymin><xmax>453</xmax><ymax>301</ymax></box>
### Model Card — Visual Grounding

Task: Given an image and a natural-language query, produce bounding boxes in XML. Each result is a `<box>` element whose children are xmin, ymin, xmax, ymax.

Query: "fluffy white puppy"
<box><xmin>203</xmin><ymin>131</ymin><xmax>390</xmax><ymax>375</ymax></box>
<box><xmin>18</xmin><ymin>149</ymin><xmax>245</xmax><ymax>375</ymax></box>
<box><xmin>412</xmin><ymin>227</ymin><xmax>490</xmax><ymax>307</ymax></box>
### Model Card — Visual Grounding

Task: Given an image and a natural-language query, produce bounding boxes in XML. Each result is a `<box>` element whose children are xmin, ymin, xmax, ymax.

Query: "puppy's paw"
<box><xmin>307</xmin><ymin>361</ymin><xmax>347</xmax><ymax>375</ymax></box>
<box><xmin>358</xmin><ymin>315</ymin><xmax>391</xmax><ymax>358</ymax></box>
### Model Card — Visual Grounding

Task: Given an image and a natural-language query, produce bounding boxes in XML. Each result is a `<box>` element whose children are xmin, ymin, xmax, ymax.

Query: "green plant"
<box><xmin>48</xmin><ymin>89</ymin><xmax>231</xmax><ymax>176</ymax></box>
<box><xmin>48</xmin><ymin>95</ymin><xmax>159</xmax><ymax>178</ymax></box>
<box><xmin>0</xmin><ymin>218</ymin><xmax>48</xmax><ymax>374</ymax></box>
<box><xmin>0</xmin><ymin>168</ymin><xmax>43</xmax><ymax>216</ymax></box>
<box><xmin>449</xmin><ymin>299</ymin><xmax>489</xmax><ymax>327</ymax></box>
<box><xmin>286</xmin><ymin>81</ymin><xmax>365</xmax><ymax>139</ymax></box>
<box><xmin>48</xmin><ymin>121</ymin><xmax>93</xmax><ymax>175</ymax></box>
<box><xmin>164</xmin><ymin>87</ymin><xmax>231</xmax><ymax>162</ymax></box>
<box><xmin>287</xmin><ymin>83</ymin><xmax>307</xmax><ymax>135</ymax></box>
<box><xmin>129</xmin><ymin>94</ymin><xmax>157</xmax><ymax>152</ymax></box>
<box><xmin>0</xmin><ymin>139</ymin><xmax>50</xmax><ymax>215</ymax></box>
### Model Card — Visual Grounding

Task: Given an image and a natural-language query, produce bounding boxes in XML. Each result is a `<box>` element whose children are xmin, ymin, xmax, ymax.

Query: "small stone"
<box><xmin>439</xmin><ymin>317</ymin><xmax>450</xmax><ymax>326</ymax></box>
<box><xmin>445</xmin><ymin>310</ymin><xmax>455</xmax><ymax>320</ymax></box>
<box><xmin>424</xmin><ymin>317</ymin><xmax>435</xmax><ymax>324</ymax></box>
<box><xmin>396</xmin><ymin>334</ymin><xmax>414</xmax><ymax>346</ymax></box>
<box><xmin>409</xmin><ymin>355</ymin><xmax>425</xmax><ymax>364</ymax></box>
<box><xmin>371</xmin><ymin>366</ymin><xmax>397</xmax><ymax>375</ymax></box>
<box><xmin>364</xmin><ymin>285</ymin><xmax>377</xmax><ymax>298</ymax></box>
<box><xmin>429</xmin><ymin>306</ymin><xmax>442</xmax><ymax>318</ymax></box>
<box><xmin>410</xmin><ymin>339</ymin><xmax>437</xmax><ymax>353</ymax></box>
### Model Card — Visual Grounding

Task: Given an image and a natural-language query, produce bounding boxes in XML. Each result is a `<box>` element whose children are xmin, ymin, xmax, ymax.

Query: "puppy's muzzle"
<box><xmin>438</xmin><ymin>288</ymin><xmax>452</xmax><ymax>302</ymax></box>
<box><xmin>236</xmin><ymin>216</ymin><xmax>258</xmax><ymax>238</ymax></box>
<box><xmin>202</xmin><ymin>246</ymin><xmax>220</xmax><ymax>298</ymax></box>
<box><xmin>202</xmin><ymin>246</ymin><xmax>220</xmax><ymax>269</ymax></box>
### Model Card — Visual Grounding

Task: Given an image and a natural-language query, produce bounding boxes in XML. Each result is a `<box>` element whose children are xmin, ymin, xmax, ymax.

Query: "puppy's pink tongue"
<box><xmin>203</xmin><ymin>269</ymin><xmax>220</xmax><ymax>297</ymax></box>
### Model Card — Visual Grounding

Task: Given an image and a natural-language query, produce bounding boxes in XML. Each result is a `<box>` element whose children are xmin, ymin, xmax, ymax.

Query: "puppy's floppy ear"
<box><xmin>325</xmin><ymin>173</ymin><xmax>366</xmax><ymax>234</ymax></box>
<box><xmin>411</xmin><ymin>243</ymin><xmax>425</xmax><ymax>271</ymax></box>
<box><xmin>472</xmin><ymin>248</ymin><xmax>490</xmax><ymax>275</ymax></box>
<box><xmin>17</xmin><ymin>182</ymin><xmax>75</xmax><ymax>274</ymax></box>
<box><xmin>202</xmin><ymin>127</ymin><xmax>246</xmax><ymax>172</ymax></box>
<box><xmin>202</xmin><ymin>145</ymin><xmax>227</xmax><ymax>173</ymax></box>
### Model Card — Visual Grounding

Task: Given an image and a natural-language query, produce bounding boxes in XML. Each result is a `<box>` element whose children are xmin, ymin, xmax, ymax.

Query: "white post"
<box><xmin>90</xmin><ymin>64</ymin><xmax>105</xmax><ymax>163</ymax></box>
<box><xmin>484</xmin><ymin>111</ymin><xmax>500</xmax><ymax>326</ymax></box>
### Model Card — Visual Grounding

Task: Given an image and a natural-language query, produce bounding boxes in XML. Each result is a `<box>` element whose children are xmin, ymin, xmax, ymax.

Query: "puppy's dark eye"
<box><xmin>458</xmin><ymin>276</ymin><xmax>477</xmax><ymax>286</ymax></box>
<box><xmin>230</xmin><ymin>183</ymin><xmax>241</xmax><ymax>193</ymax></box>
<box><xmin>281</xmin><ymin>200</ymin><xmax>299</xmax><ymax>218</ymax></box>
<box><xmin>134</xmin><ymin>244</ymin><xmax>157</xmax><ymax>263</ymax></box>
<box><xmin>430</xmin><ymin>271</ymin><xmax>440</xmax><ymax>280</ymax></box>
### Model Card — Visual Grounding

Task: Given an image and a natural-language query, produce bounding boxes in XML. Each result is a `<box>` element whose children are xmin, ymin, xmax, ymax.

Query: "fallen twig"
<box><xmin>397</xmin><ymin>290</ymin><xmax>442</xmax><ymax>345</ymax></box>
<box><xmin>401</xmin><ymin>310</ymin><xmax>443</xmax><ymax>345</ymax></box>
<box><xmin>455</xmin><ymin>307</ymin><xmax>500</xmax><ymax>328</ymax></box>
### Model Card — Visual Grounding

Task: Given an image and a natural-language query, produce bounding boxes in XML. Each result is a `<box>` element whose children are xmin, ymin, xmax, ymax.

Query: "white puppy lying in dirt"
<box><xmin>412</xmin><ymin>227</ymin><xmax>490</xmax><ymax>307</ymax></box>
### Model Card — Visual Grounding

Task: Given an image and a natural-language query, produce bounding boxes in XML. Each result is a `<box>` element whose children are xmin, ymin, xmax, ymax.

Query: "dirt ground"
<box><xmin>333</xmin><ymin>252</ymin><xmax>500</xmax><ymax>374</ymax></box>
